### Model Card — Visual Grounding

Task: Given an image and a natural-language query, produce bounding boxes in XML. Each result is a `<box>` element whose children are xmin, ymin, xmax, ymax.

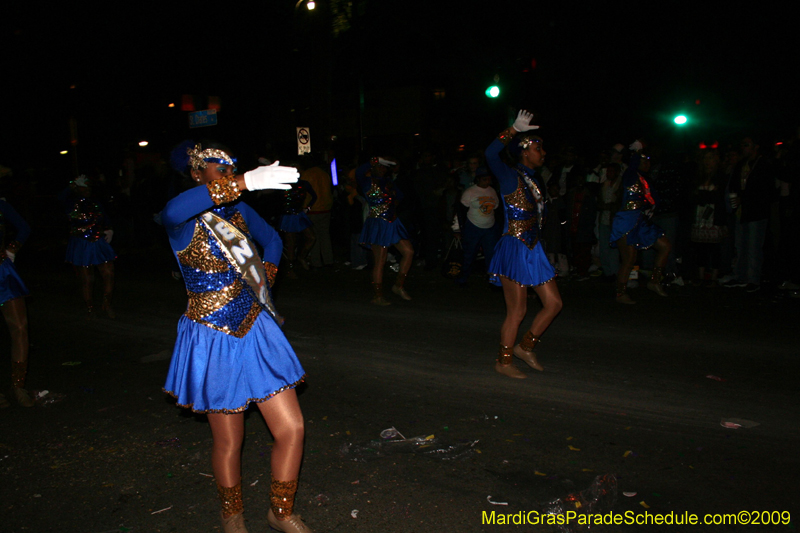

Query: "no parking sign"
<box><xmin>296</xmin><ymin>127</ymin><xmax>311</xmax><ymax>155</ymax></box>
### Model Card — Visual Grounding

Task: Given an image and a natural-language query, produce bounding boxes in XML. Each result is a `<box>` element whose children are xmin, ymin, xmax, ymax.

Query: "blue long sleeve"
<box><xmin>0</xmin><ymin>200</ymin><xmax>31</xmax><ymax>244</ymax></box>
<box><xmin>162</xmin><ymin>184</ymin><xmax>282</xmax><ymax>263</ymax></box>
<box><xmin>237</xmin><ymin>202</ymin><xmax>283</xmax><ymax>265</ymax></box>
<box><xmin>485</xmin><ymin>138</ymin><xmax>521</xmax><ymax>196</ymax></box>
<box><xmin>299</xmin><ymin>180</ymin><xmax>318</xmax><ymax>209</ymax></box>
<box><xmin>356</xmin><ymin>163</ymin><xmax>372</xmax><ymax>195</ymax></box>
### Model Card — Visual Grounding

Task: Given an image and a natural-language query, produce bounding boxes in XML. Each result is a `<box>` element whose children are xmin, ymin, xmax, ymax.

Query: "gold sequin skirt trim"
<box><xmin>162</xmin><ymin>375</ymin><xmax>306</xmax><ymax>414</ymax></box>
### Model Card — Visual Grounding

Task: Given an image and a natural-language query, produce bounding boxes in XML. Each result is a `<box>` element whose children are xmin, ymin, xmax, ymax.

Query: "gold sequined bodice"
<box><xmin>502</xmin><ymin>173</ymin><xmax>545</xmax><ymax>250</ymax></box>
<box><xmin>176</xmin><ymin>207</ymin><xmax>261</xmax><ymax>338</ymax></box>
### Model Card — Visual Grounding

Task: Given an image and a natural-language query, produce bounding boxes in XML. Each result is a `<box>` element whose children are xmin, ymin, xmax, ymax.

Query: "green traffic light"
<box><xmin>674</xmin><ymin>115</ymin><xmax>688</xmax><ymax>125</ymax></box>
<box><xmin>485</xmin><ymin>85</ymin><xmax>500</xmax><ymax>98</ymax></box>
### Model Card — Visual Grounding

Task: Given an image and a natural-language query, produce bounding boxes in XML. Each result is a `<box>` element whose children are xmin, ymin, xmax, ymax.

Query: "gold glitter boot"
<box><xmin>647</xmin><ymin>267</ymin><xmax>668</xmax><ymax>297</ymax></box>
<box><xmin>217</xmin><ymin>482</ymin><xmax>248</xmax><ymax>533</ymax></box>
<box><xmin>495</xmin><ymin>344</ymin><xmax>526</xmax><ymax>379</ymax></box>
<box><xmin>267</xmin><ymin>477</ymin><xmax>313</xmax><ymax>533</ymax></box>
<box><xmin>391</xmin><ymin>272</ymin><xmax>412</xmax><ymax>300</ymax></box>
<box><xmin>371</xmin><ymin>283</ymin><xmax>390</xmax><ymax>306</ymax></box>
<box><xmin>615</xmin><ymin>282</ymin><xmax>636</xmax><ymax>304</ymax></box>
<box><xmin>513</xmin><ymin>331</ymin><xmax>544</xmax><ymax>371</ymax></box>
<box><xmin>11</xmin><ymin>360</ymin><xmax>34</xmax><ymax>407</ymax></box>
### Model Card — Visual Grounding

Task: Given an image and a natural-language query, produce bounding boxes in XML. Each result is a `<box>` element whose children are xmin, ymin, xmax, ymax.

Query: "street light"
<box><xmin>485</xmin><ymin>85</ymin><xmax>500</xmax><ymax>98</ymax></box>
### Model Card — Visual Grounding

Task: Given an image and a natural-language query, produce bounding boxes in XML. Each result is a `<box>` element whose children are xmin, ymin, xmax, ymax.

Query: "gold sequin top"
<box><xmin>365</xmin><ymin>178</ymin><xmax>398</xmax><ymax>221</ymax></box>
<box><xmin>176</xmin><ymin>206</ymin><xmax>263</xmax><ymax>338</ymax></box>
<box><xmin>501</xmin><ymin>170</ymin><xmax>546</xmax><ymax>250</ymax></box>
<box><xmin>622</xmin><ymin>176</ymin><xmax>655</xmax><ymax>211</ymax></box>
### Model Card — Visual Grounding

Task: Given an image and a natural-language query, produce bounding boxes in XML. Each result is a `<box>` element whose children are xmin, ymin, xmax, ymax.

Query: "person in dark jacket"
<box><xmin>724</xmin><ymin>136</ymin><xmax>774</xmax><ymax>292</ymax></box>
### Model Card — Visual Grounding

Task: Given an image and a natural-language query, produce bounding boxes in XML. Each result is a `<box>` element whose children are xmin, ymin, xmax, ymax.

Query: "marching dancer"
<box><xmin>485</xmin><ymin>111</ymin><xmax>563</xmax><ymax>379</ymax></box>
<box><xmin>356</xmin><ymin>157</ymin><xmax>414</xmax><ymax>305</ymax></box>
<box><xmin>0</xmin><ymin>200</ymin><xmax>34</xmax><ymax>407</ymax></box>
<box><xmin>608</xmin><ymin>141</ymin><xmax>672</xmax><ymax>304</ymax></box>
<box><xmin>61</xmin><ymin>176</ymin><xmax>117</xmax><ymax>318</ymax></box>
<box><xmin>161</xmin><ymin>143</ymin><xmax>312</xmax><ymax>533</ymax></box>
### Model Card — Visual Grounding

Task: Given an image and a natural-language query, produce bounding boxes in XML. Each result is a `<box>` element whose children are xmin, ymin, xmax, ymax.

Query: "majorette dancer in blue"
<box><xmin>608</xmin><ymin>141</ymin><xmax>672</xmax><ymax>304</ymax></box>
<box><xmin>279</xmin><ymin>178</ymin><xmax>317</xmax><ymax>275</ymax></box>
<box><xmin>161</xmin><ymin>143</ymin><xmax>314</xmax><ymax>533</ymax></box>
<box><xmin>356</xmin><ymin>157</ymin><xmax>414</xmax><ymax>305</ymax></box>
<box><xmin>60</xmin><ymin>176</ymin><xmax>117</xmax><ymax>318</ymax></box>
<box><xmin>485</xmin><ymin>111</ymin><xmax>563</xmax><ymax>379</ymax></box>
<box><xmin>0</xmin><ymin>199</ymin><xmax>35</xmax><ymax>407</ymax></box>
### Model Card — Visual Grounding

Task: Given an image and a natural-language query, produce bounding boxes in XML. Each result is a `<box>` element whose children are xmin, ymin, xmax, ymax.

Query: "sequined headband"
<box><xmin>187</xmin><ymin>144</ymin><xmax>237</xmax><ymax>170</ymax></box>
<box><xmin>517</xmin><ymin>135</ymin><xmax>541</xmax><ymax>150</ymax></box>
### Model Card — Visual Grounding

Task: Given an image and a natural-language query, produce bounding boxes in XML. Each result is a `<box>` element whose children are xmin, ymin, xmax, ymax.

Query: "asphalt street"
<box><xmin>2</xmin><ymin>249</ymin><xmax>798</xmax><ymax>532</ymax></box>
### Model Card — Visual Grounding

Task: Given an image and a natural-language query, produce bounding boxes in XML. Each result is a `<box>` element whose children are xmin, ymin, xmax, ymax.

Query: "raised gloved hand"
<box><xmin>243</xmin><ymin>161</ymin><xmax>299</xmax><ymax>191</ymax></box>
<box><xmin>5</xmin><ymin>250</ymin><xmax>15</xmax><ymax>263</ymax></box>
<box><xmin>104</xmin><ymin>230</ymin><xmax>114</xmax><ymax>244</ymax></box>
<box><xmin>629</xmin><ymin>140</ymin><xmax>644</xmax><ymax>152</ymax></box>
<box><xmin>512</xmin><ymin>110</ymin><xmax>540</xmax><ymax>132</ymax></box>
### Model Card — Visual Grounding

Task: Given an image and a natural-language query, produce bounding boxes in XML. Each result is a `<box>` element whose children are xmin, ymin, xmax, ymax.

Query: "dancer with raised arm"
<box><xmin>608</xmin><ymin>141</ymin><xmax>671</xmax><ymax>304</ymax></box>
<box><xmin>161</xmin><ymin>143</ymin><xmax>313</xmax><ymax>533</ymax></box>
<box><xmin>356</xmin><ymin>157</ymin><xmax>414</xmax><ymax>305</ymax></box>
<box><xmin>485</xmin><ymin>111</ymin><xmax>563</xmax><ymax>379</ymax></box>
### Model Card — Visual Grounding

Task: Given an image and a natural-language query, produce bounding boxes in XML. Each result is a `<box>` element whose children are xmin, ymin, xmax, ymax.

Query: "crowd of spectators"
<box><xmin>2</xmin><ymin>126</ymin><xmax>799</xmax><ymax>300</ymax></box>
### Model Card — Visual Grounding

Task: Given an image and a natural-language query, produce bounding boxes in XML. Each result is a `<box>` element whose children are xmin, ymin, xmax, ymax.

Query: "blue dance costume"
<box><xmin>0</xmin><ymin>200</ymin><xmax>31</xmax><ymax>305</ymax></box>
<box><xmin>608</xmin><ymin>154</ymin><xmax>664</xmax><ymax>249</ymax></box>
<box><xmin>279</xmin><ymin>179</ymin><xmax>317</xmax><ymax>233</ymax></box>
<box><xmin>485</xmin><ymin>138</ymin><xmax>556</xmax><ymax>287</ymax></box>
<box><xmin>161</xmin><ymin>181</ymin><xmax>305</xmax><ymax>413</ymax></box>
<box><xmin>60</xmin><ymin>188</ymin><xmax>116</xmax><ymax>266</ymax></box>
<box><xmin>356</xmin><ymin>163</ymin><xmax>409</xmax><ymax>247</ymax></box>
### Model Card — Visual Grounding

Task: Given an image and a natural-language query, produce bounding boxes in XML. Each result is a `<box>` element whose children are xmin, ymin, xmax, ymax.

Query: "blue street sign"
<box><xmin>189</xmin><ymin>109</ymin><xmax>218</xmax><ymax>128</ymax></box>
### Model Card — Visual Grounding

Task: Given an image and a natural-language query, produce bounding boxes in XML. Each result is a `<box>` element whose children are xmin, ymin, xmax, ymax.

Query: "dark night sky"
<box><xmin>2</xmin><ymin>2</ymin><xmax>796</xmax><ymax>172</ymax></box>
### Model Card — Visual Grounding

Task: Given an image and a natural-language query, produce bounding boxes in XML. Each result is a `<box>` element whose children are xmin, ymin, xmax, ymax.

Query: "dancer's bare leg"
<box><xmin>97</xmin><ymin>262</ymin><xmax>115</xmax><ymax>318</ymax></box>
<box><xmin>370</xmin><ymin>245</ymin><xmax>389</xmax><ymax>305</ymax></box>
<box><xmin>2</xmin><ymin>297</ymin><xmax>33</xmax><ymax>407</ymax></box>
<box><xmin>391</xmin><ymin>239</ymin><xmax>414</xmax><ymax>300</ymax></box>
<box><xmin>615</xmin><ymin>236</ymin><xmax>637</xmax><ymax>303</ymax></box>
<box><xmin>495</xmin><ymin>278</ymin><xmax>528</xmax><ymax>378</ymax></box>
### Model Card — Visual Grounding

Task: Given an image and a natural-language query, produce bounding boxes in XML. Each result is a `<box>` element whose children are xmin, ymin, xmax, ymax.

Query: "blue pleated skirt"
<box><xmin>0</xmin><ymin>259</ymin><xmax>29</xmax><ymax>305</ymax></box>
<box><xmin>65</xmin><ymin>237</ymin><xmax>117</xmax><ymax>266</ymax></box>
<box><xmin>279</xmin><ymin>213</ymin><xmax>312</xmax><ymax>233</ymax></box>
<box><xmin>608</xmin><ymin>211</ymin><xmax>664</xmax><ymax>250</ymax></box>
<box><xmin>488</xmin><ymin>236</ymin><xmax>556</xmax><ymax>287</ymax></box>
<box><xmin>359</xmin><ymin>217</ymin><xmax>409</xmax><ymax>247</ymax></box>
<box><xmin>163</xmin><ymin>313</ymin><xmax>306</xmax><ymax>413</ymax></box>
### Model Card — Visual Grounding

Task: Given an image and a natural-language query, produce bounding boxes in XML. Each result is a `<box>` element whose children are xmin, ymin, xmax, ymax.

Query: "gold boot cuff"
<box><xmin>270</xmin><ymin>477</ymin><xmax>298</xmax><ymax>519</ymax></box>
<box><xmin>519</xmin><ymin>331</ymin><xmax>540</xmax><ymax>353</ymax></box>
<box><xmin>217</xmin><ymin>481</ymin><xmax>244</xmax><ymax>518</ymax></box>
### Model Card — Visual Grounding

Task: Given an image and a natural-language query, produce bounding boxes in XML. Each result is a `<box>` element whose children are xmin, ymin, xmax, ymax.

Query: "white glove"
<box><xmin>377</xmin><ymin>157</ymin><xmax>396</xmax><ymax>167</ymax></box>
<box><xmin>104</xmin><ymin>230</ymin><xmax>114</xmax><ymax>244</ymax></box>
<box><xmin>243</xmin><ymin>161</ymin><xmax>299</xmax><ymax>191</ymax></box>
<box><xmin>5</xmin><ymin>250</ymin><xmax>15</xmax><ymax>263</ymax></box>
<box><xmin>629</xmin><ymin>140</ymin><xmax>643</xmax><ymax>152</ymax></box>
<box><xmin>512</xmin><ymin>110</ymin><xmax>539</xmax><ymax>132</ymax></box>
